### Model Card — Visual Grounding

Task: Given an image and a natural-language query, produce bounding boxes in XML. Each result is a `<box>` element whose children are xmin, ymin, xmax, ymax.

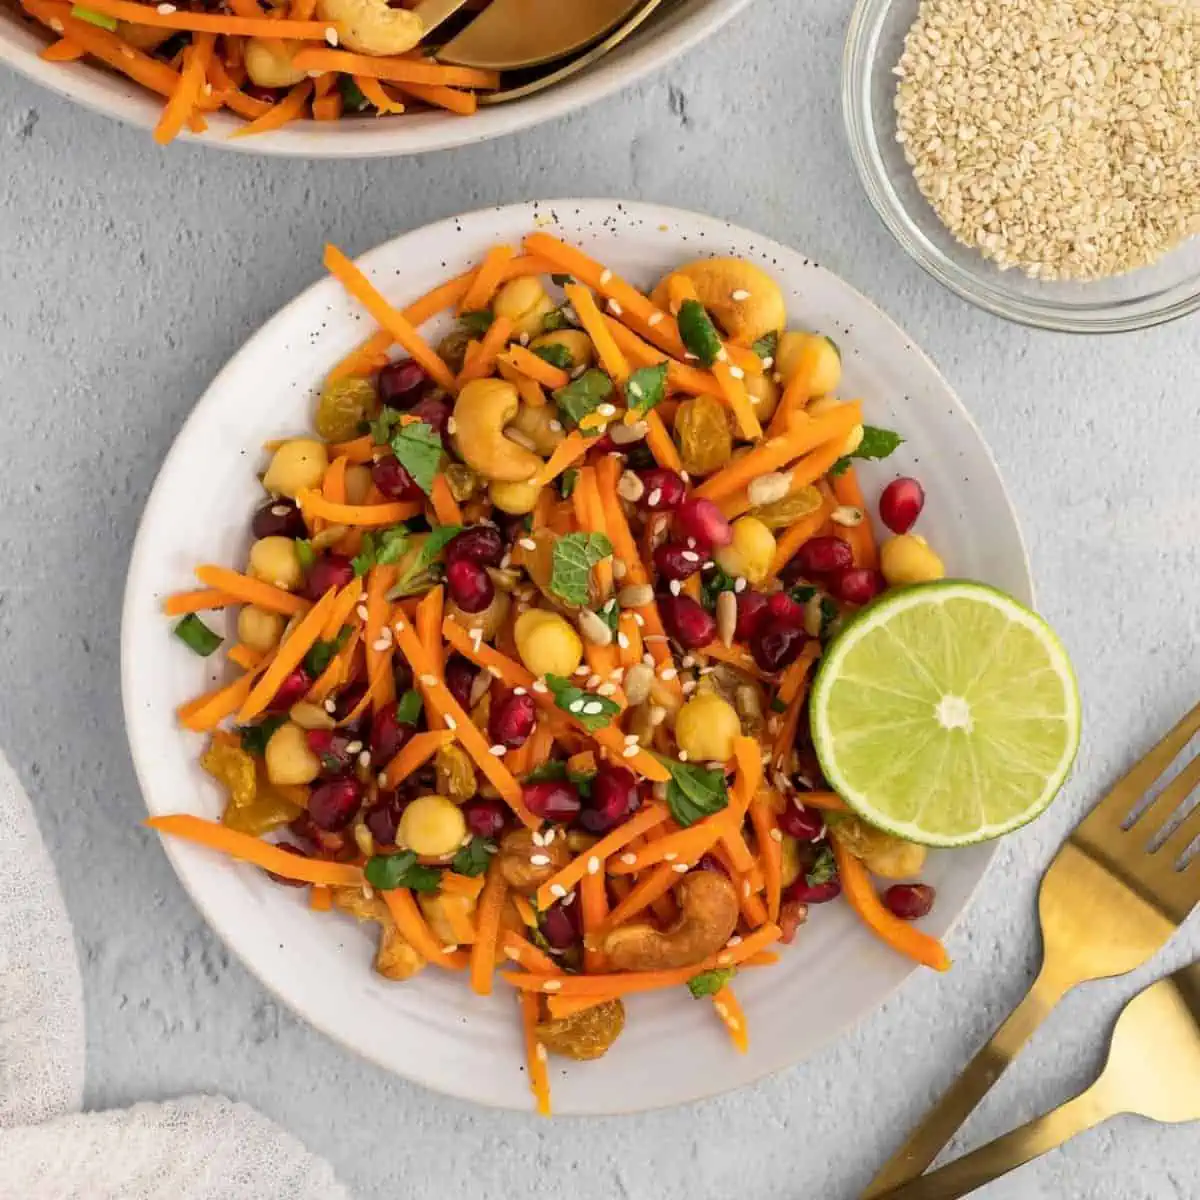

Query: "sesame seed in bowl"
<box><xmin>843</xmin><ymin>0</ymin><xmax>1200</xmax><ymax>331</ymax></box>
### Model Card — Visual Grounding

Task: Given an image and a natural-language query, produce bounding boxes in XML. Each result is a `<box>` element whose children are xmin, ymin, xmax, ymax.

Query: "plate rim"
<box><xmin>121</xmin><ymin>198</ymin><xmax>1033</xmax><ymax>1113</ymax></box>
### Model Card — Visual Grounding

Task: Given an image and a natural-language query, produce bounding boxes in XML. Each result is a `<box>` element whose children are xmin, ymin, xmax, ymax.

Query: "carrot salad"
<box><xmin>19</xmin><ymin>0</ymin><xmax>500</xmax><ymax>144</ymax></box>
<box><xmin>154</xmin><ymin>232</ymin><xmax>950</xmax><ymax>1116</ymax></box>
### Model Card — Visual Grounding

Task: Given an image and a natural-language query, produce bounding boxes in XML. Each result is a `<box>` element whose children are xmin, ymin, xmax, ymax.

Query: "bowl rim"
<box><xmin>841</xmin><ymin>0</ymin><xmax>1200</xmax><ymax>334</ymax></box>
<box><xmin>0</xmin><ymin>0</ymin><xmax>755</xmax><ymax>158</ymax></box>
<box><xmin>121</xmin><ymin>198</ymin><xmax>1034</xmax><ymax>1113</ymax></box>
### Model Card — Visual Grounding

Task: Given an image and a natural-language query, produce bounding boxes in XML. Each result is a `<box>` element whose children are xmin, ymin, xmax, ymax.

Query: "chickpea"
<box><xmin>807</xmin><ymin>396</ymin><xmax>864</xmax><ymax>456</ymax></box>
<box><xmin>507</xmin><ymin>402</ymin><xmax>566</xmax><ymax>457</ymax></box>
<box><xmin>863</xmin><ymin>837</ymin><xmax>927</xmax><ymax>880</ymax></box>
<box><xmin>263</xmin><ymin>438</ymin><xmax>328</xmax><ymax>498</ymax></box>
<box><xmin>714</xmin><ymin>516</ymin><xmax>777</xmax><ymax>585</ymax></box>
<box><xmin>264</xmin><ymin>722</ymin><xmax>321</xmax><ymax>786</ymax></box>
<box><xmin>514</xmin><ymin>609</ymin><xmax>583</xmax><ymax>679</ymax></box>
<box><xmin>674</xmin><ymin>692</ymin><xmax>741</xmax><ymax>762</ymax></box>
<box><xmin>493</xmin><ymin>277</ymin><xmax>555</xmax><ymax>338</ymax></box>
<box><xmin>528</xmin><ymin>329</ymin><xmax>594</xmax><ymax>370</ymax></box>
<box><xmin>490</xmin><ymin>478</ymin><xmax>543</xmax><ymax>515</ymax></box>
<box><xmin>744</xmin><ymin>371</ymin><xmax>780</xmax><ymax>424</ymax></box>
<box><xmin>777</xmin><ymin>332</ymin><xmax>842</xmax><ymax>396</ymax></box>
<box><xmin>243</xmin><ymin>37</ymin><xmax>306</xmax><ymax>89</ymax></box>
<box><xmin>880</xmin><ymin>534</ymin><xmax>945</xmax><ymax>587</ymax></box>
<box><xmin>248</xmin><ymin>536</ymin><xmax>303</xmax><ymax>591</ymax></box>
<box><xmin>237</xmin><ymin>604</ymin><xmax>285</xmax><ymax>652</ymax></box>
<box><xmin>344</xmin><ymin>464</ymin><xmax>373</xmax><ymax>506</ymax></box>
<box><xmin>398</xmin><ymin>795</ymin><xmax>467</xmax><ymax>858</ymax></box>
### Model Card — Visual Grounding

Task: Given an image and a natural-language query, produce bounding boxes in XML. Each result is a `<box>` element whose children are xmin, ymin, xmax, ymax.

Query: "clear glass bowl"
<box><xmin>842</xmin><ymin>0</ymin><xmax>1200</xmax><ymax>332</ymax></box>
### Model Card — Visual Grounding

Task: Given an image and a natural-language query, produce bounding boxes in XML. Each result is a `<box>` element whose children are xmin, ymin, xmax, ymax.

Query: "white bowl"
<box><xmin>122</xmin><ymin>199</ymin><xmax>1032</xmax><ymax>1114</ymax></box>
<box><xmin>0</xmin><ymin>0</ymin><xmax>752</xmax><ymax>157</ymax></box>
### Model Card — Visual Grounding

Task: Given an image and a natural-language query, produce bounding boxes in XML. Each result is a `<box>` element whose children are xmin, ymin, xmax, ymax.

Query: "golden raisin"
<box><xmin>315</xmin><ymin>376</ymin><xmax>377</xmax><ymax>443</ymax></box>
<box><xmin>537</xmin><ymin>999</ymin><xmax>626</xmax><ymax>1060</ymax></box>
<box><xmin>675</xmin><ymin>393</ymin><xmax>733</xmax><ymax>476</ymax></box>
<box><xmin>435</xmin><ymin>743</ymin><xmax>477</xmax><ymax>801</ymax></box>
<box><xmin>201</xmin><ymin>742</ymin><xmax>258</xmax><ymax>809</ymax></box>
<box><xmin>750</xmin><ymin>485</ymin><xmax>824</xmax><ymax>531</ymax></box>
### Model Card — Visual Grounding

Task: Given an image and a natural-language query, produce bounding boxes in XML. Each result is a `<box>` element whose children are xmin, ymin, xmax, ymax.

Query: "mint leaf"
<box><xmin>545</xmin><ymin>674</ymin><xmax>621</xmax><ymax>732</ymax></box>
<box><xmin>386</xmin><ymin>524</ymin><xmax>462</xmax><ymax>599</ymax></box>
<box><xmin>541</xmin><ymin>308</ymin><xmax>574</xmax><ymax>333</ymax></box>
<box><xmin>364</xmin><ymin>851</ymin><xmax>442</xmax><ymax>892</ymax></box>
<box><xmin>352</xmin><ymin>532</ymin><xmax>378</xmax><ymax>578</ymax></box>
<box><xmin>687</xmin><ymin>967</ymin><xmax>736</xmax><ymax>998</ymax></box>
<box><xmin>388</xmin><ymin>421</ymin><xmax>443</xmax><ymax>495</ymax></box>
<box><xmin>237</xmin><ymin>715</ymin><xmax>288</xmax><ymax>757</ymax></box>
<box><xmin>559</xmin><ymin>468</ymin><xmax>579</xmax><ymax>499</ymax></box>
<box><xmin>677</xmin><ymin>300</ymin><xmax>722</xmax><ymax>366</ymax></box>
<box><xmin>829</xmin><ymin>457</ymin><xmax>851</xmax><ymax>477</ymax></box>
<box><xmin>451</xmin><ymin>838</ymin><xmax>495</xmax><ymax>877</ymax></box>
<box><xmin>173</xmin><ymin>613</ymin><xmax>223</xmax><ymax>657</ymax></box>
<box><xmin>533</xmin><ymin>343</ymin><xmax>574</xmax><ymax>370</ymax></box>
<box><xmin>806</xmin><ymin>845</ymin><xmax>837</xmax><ymax>887</ymax></box>
<box><xmin>376</xmin><ymin>525</ymin><xmax>410</xmax><ymax>566</ymax></box>
<box><xmin>304</xmin><ymin>625</ymin><xmax>352</xmax><ymax>677</ymax></box>
<box><xmin>369</xmin><ymin>405</ymin><xmax>404</xmax><ymax>445</ymax></box>
<box><xmin>751</xmin><ymin>330</ymin><xmax>779</xmax><ymax>361</ymax></box>
<box><xmin>396</xmin><ymin>689</ymin><xmax>423</xmax><ymax>726</ymax></box>
<box><xmin>554</xmin><ymin>369</ymin><xmax>613</xmax><ymax>429</ymax></box>
<box><xmin>701</xmin><ymin>566</ymin><xmax>738</xmax><ymax>612</ymax></box>
<box><xmin>653</xmin><ymin>755</ymin><xmax>730</xmax><ymax>827</ymax></box>
<box><xmin>549</xmin><ymin>532</ymin><xmax>613</xmax><ymax>606</ymax></box>
<box><xmin>624</xmin><ymin>362</ymin><xmax>668</xmax><ymax>416</ymax></box>
<box><xmin>853</xmin><ymin>425</ymin><xmax>904</xmax><ymax>462</ymax></box>
<box><xmin>819</xmin><ymin>596</ymin><xmax>839</xmax><ymax>641</ymax></box>
<box><xmin>339</xmin><ymin>76</ymin><xmax>369</xmax><ymax>112</ymax></box>
<box><xmin>595</xmin><ymin>597</ymin><xmax>619</xmax><ymax>637</ymax></box>
<box><xmin>294</xmin><ymin>539</ymin><xmax>315</xmax><ymax>569</ymax></box>
<box><xmin>524</xmin><ymin>760</ymin><xmax>568</xmax><ymax>784</ymax></box>
<box><xmin>459</xmin><ymin>310</ymin><xmax>493</xmax><ymax>336</ymax></box>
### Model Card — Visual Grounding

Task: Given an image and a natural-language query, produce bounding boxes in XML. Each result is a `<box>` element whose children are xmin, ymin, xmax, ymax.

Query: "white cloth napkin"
<box><xmin>0</xmin><ymin>750</ymin><xmax>352</xmax><ymax>1199</ymax></box>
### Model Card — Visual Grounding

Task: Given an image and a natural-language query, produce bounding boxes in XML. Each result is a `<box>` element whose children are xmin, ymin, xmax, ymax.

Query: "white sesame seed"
<box><xmin>597</xmin><ymin>403</ymin><xmax>617</xmax><ymax>418</ymax></box>
<box><xmin>513</xmin><ymin>687</ymin><xmax>527</xmax><ymax>696</ymax></box>
<box><xmin>669</xmin><ymin>579</ymin><xmax>681</xmax><ymax>596</ymax></box>
<box><xmin>393</xmin><ymin>619</ymin><xmax>406</xmax><ymax>631</ymax></box>
<box><xmin>647</xmin><ymin>311</ymin><xmax>663</xmax><ymax>326</ymax></box>
<box><xmin>519</xmin><ymin>332</ymin><xmax>530</xmax><ymax>346</ymax></box>
<box><xmin>762</xmin><ymin>357</ymin><xmax>774</xmax><ymax>369</ymax></box>
<box><xmin>621</xmin><ymin>852</ymin><xmax>638</xmax><ymax>865</ymax></box>
<box><xmin>713</xmin><ymin>1002</ymin><xmax>729</xmax><ymax>1018</ymax></box>
<box><xmin>535</xmin><ymin>1043</ymin><xmax>549</xmax><ymax>1062</ymax></box>
<box><xmin>519</xmin><ymin>537</ymin><xmax>537</xmax><ymax>551</ymax></box>
<box><xmin>444</xmin><ymin>714</ymin><xmax>457</xmax><ymax>730</ymax></box>
<box><xmin>586</xmin><ymin>674</ymin><xmax>602</xmax><ymax>688</ymax></box>
<box><xmin>582</xmin><ymin>700</ymin><xmax>605</xmax><ymax>716</ymax></box>
<box><xmin>607</xmin><ymin>299</ymin><xmax>623</xmax><ymax>316</ymax></box>
<box><xmin>731</xmin><ymin>289</ymin><xmax>751</xmax><ymax>301</ymax></box>
<box><xmin>568</xmin><ymin>698</ymin><xmax>586</xmax><ymax>713</ymax></box>
<box><xmin>617</xmin><ymin>632</ymin><xmax>629</xmax><ymax>649</ymax></box>
<box><xmin>532</xmin><ymin>831</ymin><xmax>546</xmax><ymax>847</ymax></box>
<box><xmin>377</xmin><ymin>772</ymin><xmax>388</xmax><ymax>786</ymax></box>
<box><xmin>155</xmin><ymin>2</ymin><xmax>175</xmax><ymax>11</ymax></box>
<box><xmin>726</xmin><ymin>934</ymin><xmax>743</xmax><ymax>947</ymax></box>
<box><xmin>542</xmin><ymin>828</ymin><xmax>556</xmax><ymax>844</ymax></box>
<box><xmin>647</xmin><ymin>488</ymin><xmax>662</xmax><ymax>507</ymax></box>
<box><xmin>716</xmin><ymin>347</ymin><xmax>728</xmax><ymax>362</ymax></box>
<box><xmin>597</xmin><ymin>683</ymin><xmax>617</xmax><ymax>697</ymax></box>
<box><xmin>357</xmin><ymin>750</ymin><xmax>371</xmax><ymax>768</ymax></box>
<box><xmin>729</xmin><ymin>365</ymin><xmax>745</xmax><ymax>380</ymax></box>
<box><xmin>622</xmin><ymin>744</ymin><xmax>640</xmax><ymax>758</ymax></box>
<box><xmin>371</xmin><ymin>637</ymin><xmax>390</xmax><ymax>652</ymax></box>
<box><xmin>672</xmin><ymin>863</ymin><xmax>689</xmax><ymax>873</ymax></box>
<box><xmin>587</xmin><ymin>856</ymin><xmax>601</xmax><ymax>875</ymax></box>
<box><xmin>681</xmin><ymin>550</ymin><xmax>700</xmax><ymax>563</ymax></box>
<box><xmin>734</xmin><ymin>576</ymin><xmax>747</xmax><ymax>594</ymax></box>
<box><xmin>542</xmin><ymin>979</ymin><xmax>563</xmax><ymax>991</ymax></box>
<box><xmin>446</xmin><ymin>417</ymin><xmax>457</xmax><ymax>435</ymax></box>
<box><xmin>663</xmin><ymin>851</ymin><xmax>678</xmax><ymax>862</ymax></box>
<box><xmin>532</xmin><ymin>679</ymin><xmax>549</xmax><ymax>693</ymax></box>
<box><xmin>770</xmin><ymin>828</ymin><xmax>784</xmax><ymax>843</ymax></box>
<box><xmin>659</xmin><ymin>666</ymin><xmax>678</xmax><ymax>680</ymax></box>
<box><xmin>324</xmin><ymin>26</ymin><xmax>338</xmax><ymax>45</ymax></box>
<box><xmin>742</xmin><ymin>880</ymin><xmax>751</xmax><ymax>897</ymax></box>
<box><xmin>489</xmin><ymin>744</ymin><xmax>507</xmax><ymax>757</ymax></box>
<box><xmin>677</xmin><ymin>750</ymin><xmax>689</xmax><ymax>762</ymax></box>
<box><xmin>550</xmin><ymin>884</ymin><xmax>567</xmax><ymax>898</ymax></box>
<box><xmin>530</xmin><ymin>853</ymin><xmax>551</xmax><ymax>866</ymax></box>
<box><xmin>600</xmin><ymin>269</ymin><xmax>613</xmax><ymax>284</ymax></box>
<box><xmin>355</xmin><ymin>604</ymin><xmax>369</xmax><ymax>622</ymax></box>
<box><xmin>574</xmin><ymin>666</ymin><xmax>590</xmax><ymax>677</ymax></box>
<box><xmin>323</xmin><ymin>698</ymin><xmax>337</xmax><ymax>713</ymax></box>
<box><xmin>345</xmin><ymin>740</ymin><xmax>364</xmax><ymax>755</ymax></box>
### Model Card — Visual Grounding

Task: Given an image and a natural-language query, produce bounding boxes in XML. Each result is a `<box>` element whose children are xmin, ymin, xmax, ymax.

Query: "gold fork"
<box><xmin>877</xmin><ymin>961</ymin><xmax>1200</xmax><ymax>1200</ymax></box>
<box><xmin>864</xmin><ymin>700</ymin><xmax>1200</xmax><ymax>1198</ymax></box>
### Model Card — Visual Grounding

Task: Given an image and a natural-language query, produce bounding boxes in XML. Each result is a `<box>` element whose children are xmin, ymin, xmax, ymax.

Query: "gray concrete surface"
<box><xmin>1</xmin><ymin>0</ymin><xmax>1199</xmax><ymax>1195</ymax></box>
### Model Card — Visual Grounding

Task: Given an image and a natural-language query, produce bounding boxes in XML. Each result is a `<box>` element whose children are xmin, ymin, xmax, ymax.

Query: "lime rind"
<box><xmin>809</xmin><ymin>581</ymin><xmax>1080</xmax><ymax>848</ymax></box>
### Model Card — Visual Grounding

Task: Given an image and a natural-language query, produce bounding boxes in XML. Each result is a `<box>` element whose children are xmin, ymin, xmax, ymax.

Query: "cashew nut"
<box><xmin>453</xmin><ymin>379</ymin><xmax>544</xmax><ymax>483</ymax></box>
<box><xmin>650</xmin><ymin>257</ymin><xmax>787</xmax><ymax>346</ymax></box>
<box><xmin>603</xmin><ymin>871</ymin><xmax>740</xmax><ymax>971</ymax></box>
<box><xmin>332</xmin><ymin>887</ymin><xmax>426</xmax><ymax>981</ymax></box>
<box><xmin>497</xmin><ymin>827</ymin><xmax>570</xmax><ymax>895</ymax></box>
<box><xmin>315</xmin><ymin>0</ymin><xmax>424</xmax><ymax>56</ymax></box>
<box><xmin>537</xmin><ymin>998</ymin><xmax>626</xmax><ymax>1060</ymax></box>
<box><xmin>243</xmin><ymin>38</ymin><xmax>307</xmax><ymax>88</ymax></box>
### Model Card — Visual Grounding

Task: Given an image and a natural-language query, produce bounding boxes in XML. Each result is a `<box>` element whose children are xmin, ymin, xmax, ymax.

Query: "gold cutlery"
<box><xmin>864</xmin><ymin>700</ymin><xmax>1200</xmax><ymax>1197</ymax></box>
<box><xmin>876</xmin><ymin>961</ymin><xmax>1200</xmax><ymax>1200</ymax></box>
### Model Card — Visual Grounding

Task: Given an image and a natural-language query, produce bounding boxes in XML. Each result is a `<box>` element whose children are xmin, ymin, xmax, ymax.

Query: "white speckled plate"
<box><xmin>121</xmin><ymin>200</ymin><xmax>1032</xmax><ymax>1115</ymax></box>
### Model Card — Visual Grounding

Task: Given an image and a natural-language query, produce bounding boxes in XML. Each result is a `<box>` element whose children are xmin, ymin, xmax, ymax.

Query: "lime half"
<box><xmin>810</xmin><ymin>582</ymin><xmax>1080</xmax><ymax>847</ymax></box>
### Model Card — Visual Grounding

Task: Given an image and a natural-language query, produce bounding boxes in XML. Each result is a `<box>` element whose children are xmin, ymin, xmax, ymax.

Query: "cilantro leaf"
<box><xmin>701</xmin><ymin>566</ymin><xmax>738</xmax><ymax>612</ymax></box>
<box><xmin>541</xmin><ymin>308</ymin><xmax>574</xmax><ymax>333</ymax></box>
<box><xmin>524</xmin><ymin>761</ymin><xmax>568</xmax><ymax>784</ymax></box>
<box><xmin>396</xmin><ymin>689</ymin><xmax>423</xmax><ymax>726</ymax></box>
<box><xmin>595</xmin><ymin>597</ymin><xmax>619</xmax><ymax>637</ymax></box>
<box><xmin>553</xmin><ymin>369</ymin><xmax>614</xmax><ymax>429</ymax></box>
<box><xmin>806</xmin><ymin>845</ymin><xmax>837</xmax><ymax>887</ymax></box>
<box><xmin>829</xmin><ymin>457</ymin><xmax>851</xmax><ymax>477</ymax></box>
<box><xmin>353</xmin><ymin>525</ymin><xmax>411</xmax><ymax>577</ymax></box>
<box><xmin>677</xmin><ymin>300</ymin><xmax>722</xmax><ymax>366</ymax></box>
<box><xmin>339</xmin><ymin>76</ymin><xmax>369</xmax><ymax>111</ymax></box>
<box><xmin>653</xmin><ymin>755</ymin><xmax>730</xmax><ymax>827</ymax></box>
<box><xmin>624</xmin><ymin>362</ymin><xmax>668</xmax><ymax>416</ymax></box>
<box><xmin>237</xmin><ymin>715</ymin><xmax>288</xmax><ymax>757</ymax></box>
<box><xmin>173</xmin><ymin>613</ymin><xmax>222</xmax><ymax>657</ymax></box>
<box><xmin>294</xmin><ymin>539</ymin><xmax>315</xmax><ymax>569</ymax></box>
<box><xmin>687</xmin><ymin>967</ymin><xmax>736</xmax><ymax>998</ymax></box>
<box><xmin>369</xmin><ymin>405</ymin><xmax>404</xmax><ymax>445</ymax></box>
<box><xmin>819</xmin><ymin>596</ymin><xmax>839</xmax><ymax>642</ymax></box>
<box><xmin>451</xmin><ymin>838</ymin><xmax>495</xmax><ymax>877</ymax></box>
<box><xmin>854</xmin><ymin>425</ymin><xmax>904</xmax><ymax>461</ymax></box>
<box><xmin>352</xmin><ymin>532</ymin><xmax>378</xmax><ymax>578</ymax></box>
<box><xmin>559</xmin><ymin>468</ymin><xmax>579</xmax><ymax>499</ymax></box>
<box><xmin>386</xmin><ymin>524</ymin><xmax>462</xmax><ymax>599</ymax></box>
<box><xmin>751</xmin><ymin>330</ymin><xmax>779</xmax><ymax>361</ymax></box>
<box><xmin>545</xmin><ymin>674</ymin><xmax>621</xmax><ymax>732</ymax></box>
<box><xmin>549</xmin><ymin>532</ymin><xmax>613</xmax><ymax>606</ymax></box>
<box><xmin>459</xmin><ymin>310</ymin><xmax>493</xmax><ymax>336</ymax></box>
<box><xmin>364</xmin><ymin>851</ymin><xmax>442</xmax><ymax>892</ymax></box>
<box><xmin>303</xmin><ymin>625</ymin><xmax>352</xmax><ymax>677</ymax></box>
<box><xmin>533</xmin><ymin>343</ymin><xmax>574</xmax><ymax>370</ymax></box>
<box><xmin>388</xmin><ymin>421</ymin><xmax>443</xmax><ymax>496</ymax></box>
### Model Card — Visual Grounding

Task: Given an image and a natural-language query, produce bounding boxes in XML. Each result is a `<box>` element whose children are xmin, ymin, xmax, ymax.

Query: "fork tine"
<box><xmin>1133</xmin><ymin>753</ymin><xmax>1200</xmax><ymax>843</ymax></box>
<box><xmin>1082</xmin><ymin>699</ymin><xmax>1200</xmax><ymax>832</ymax></box>
<box><xmin>1157</xmin><ymin>802</ymin><xmax>1200</xmax><ymax>870</ymax></box>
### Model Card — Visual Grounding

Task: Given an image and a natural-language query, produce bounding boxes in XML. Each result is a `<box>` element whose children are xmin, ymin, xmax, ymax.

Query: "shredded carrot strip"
<box><xmin>389</xmin><ymin>80</ymin><xmax>477</xmax><ymax>115</ymax></box>
<box><xmin>380</xmin><ymin>729</ymin><xmax>453</xmax><ymax>788</ymax></box>
<box><xmin>579</xmin><ymin>871</ymin><xmax>609</xmax><ymax>972</ymax></box>
<box><xmin>535</xmin><ymin>803</ymin><xmax>668</xmax><ymax>910</ymax></box>
<box><xmin>748</xmin><ymin>798</ymin><xmax>782</xmax><ymax>923</ymax></box>
<box><xmin>771</xmin><ymin>644</ymin><xmax>819</xmax><ymax>767</ymax></box>
<box><xmin>292</xmin><ymin>48</ymin><xmax>500</xmax><ymax>90</ymax></box>
<box><xmin>364</xmin><ymin>565</ymin><xmax>397</xmax><ymax>713</ymax></box>
<box><xmin>701</xmin><ymin>642</ymin><xmax>774</xmax><ymax>682</ymax></box>
<box><xmin>726</xmin><ymin>437</ymin><xmax>850</xmax><ymax>524</ymax></box>
<box><xmin>353</xmin><ymin>74</ymin><xmax>405</xmax><ymax>114</ymax></box>
<box><xmin>146</xmin><ymin>815</ymin><xmax>364</xmax><ymax>886</ymax></box>
<box><xmin>320</xmin><ymin>577</ymin><xmax>363</xmax><ymax>639</ymax></box>
<box><xmin>307</xmin><ymin>626</ymin><xmax>359</xmax><ymax>704</ymax></box>
<box><xmin>312</xmin><ymin>91</ymin><xmax>342</xmax><ymax>121</ymax></box>
<box><xmin>563</xmin><ymin>283</ymin><xmax>630</xmax><ymax>382</ymax></box>
<box><xmin>164</xmin><ymin>588</ymin><xmax>239</xmax><ymax>616</ymax></box>
<box><xmin>323</xmin><ymin>245</ymin><xmax>457</xmax><ymax>391</ymax></box>
<box><xmin>458</xmin><ymin>246</ymin><xmax>516</xmax><ymax>314</ymax></box>
<box><xmin>520</xmin><ymin>992</ymin><xmax>552</xmax><ymax>1116</ymax></box>
<box><xmin>228</xmin><ymin>79</ymin><xmax>313</xmax><ymax>138</ymax></box>
<box><xmin>596</xmin><ymin>862</ymin><xmax>676</xmax><ymax>932</ymax></box>
<box><xmin>798</xmin><ymin>791</ymin><xmax>849</xmax><ymax>812</ymax></box>
<box><xmin>327</xmin><ymin>434</ymin><xmax>376</xmax><ymax>462</ymax></box>
<box><xmin>712</xmin><ymin>985</ymin><xmax>749</xmax><ymax>1052</ymax></box>
<box><xmin>500</xmin><ymin>930</ymin><xmax>561</xmax><ymax>975</ymax></box>
<box><xmin>529</xmin><ymin>432</ymin><xmax>590</xmax><ymax>490</ymax></box>
<box><xmin>178</xmin><ymin>670</ymin><xmax>260</xmax><ymax>731</ymax></box>
<box><xmin>380</xmin><ymin>889</ymin><xmax>468</xmax><ymax>970</ymax></box>
<box><xmin>310</xmin><ymin>885</ymin><xmax>332</xmax><ymax>911</ymax></box>
<box><xmin>831</xmin><ymin>465</ymin><xmax>879</xmax><ymax>569</ymax></box>
<box><xmin>296</xmin><ymin>490</ymin><xmax>421</xmax><ymax>527</ymax></box>
<box><xmin>63</xmin><ymin>0</ymin><xmax>331</xmax><ymax>37</ymax></box>
<box><xmin>469</xmin><ymin>860</ymin><xmax>507</xmax><ymax>994</ymax></box>
<box><xmin>40</xmin><ymin>38</ymin><xmax>85</xmax><ymax>61</ymax></box>
<box><xmin>617</xmin><ymin>611</ymin><xmax>643</xmax><ymax>668</ymax></box>
<box><xmin>643</xmin><ymin>409</ymin><xmax>682</xmax><ymax>471</ymax></box>
<box><xmin>601</xmin><ymin>317</ymin><xmax>723</xmax><ymax>398</ymax></box>
<box><xmin>606</xmin><ymin>817</ymin><xmax>726</xmax><ymax>875</ymax></box>
<box><xmin>498</xmin><ymin>358</ymin><xmax>547</xmax><ymax>409</ymax></box>
<box><xmin>226</xmin><ymin>643</ymin><xmax>264</xmax><ymax>671</ymax></box>
<box><xmin>441</xmin><ymin>872</ymin><xmax>486</xmax><ymax>900</ymax></box>
<box><xmin>768</xmin><ymin>500</ymin><xmax>836</xmax><ymax>579</ymax></box>
<box><xmin>415</xmin><ymin>585</ymin><xmax>444</xmax><ymax>673</ymax></box>
<box><xmin>456</xmin><ymin>313</ymin><xmax>514</xmax><ymax>385</ymax></box>
<box><xmin>500</xmin><ymin>344</ymin><xmax>570</xmax><ymax>390</ymax></box>
<box><xmin>193</xmin><ymin>566</ymin><xmax>306</xmax><ymax>616</ymax></box>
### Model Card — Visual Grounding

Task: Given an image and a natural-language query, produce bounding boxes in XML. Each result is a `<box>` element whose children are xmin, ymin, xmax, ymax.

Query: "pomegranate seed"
<box><xmin>580</xmin><ymin>765</ymin><xmax>638</xmax><ymax>833</ymax></box>
<box><xmin>266</xmin><ymin>668</ymin><xmax>311</xmax><ymax>712</ymax></box>
<box><xmin>364</xmin><ymin>793</ymin><xmax>407</xmax><ymax>846</ymax></box>
<box><xmin>377</xmin><ymin>358</ymin><xmax>428</xmax><ymax>408</ymax></box>
<box><xmin>305</xmin><ymin>728</ymin><xmax>356</xmax><ymax>776</ymax></box>
<box><xmin>778</xmin><ymin>898</ymin><xmax>808</xmax><ymax>944</ymax></box>
<box><xmin>751</xmin><ymin>618</ymin><xmax>808</xmax><ymax>672</ymax></box>
<box><xmin>372</xmin><ymin>455</ymin><xmax>424</xmax><ymax>502</ymax></box>
<box><xmin>522</xmin><ymin>779</ymin><xmax>582</xmax><ymax>823</ymax></box>
<box><xmin>735</xmin><ymin>590</ymin><xmax>770</xmax><ymax>641</ymax></box>
<box><xmin>541</xmin><ymin>900</ymin><xmax>581</xmax><ymax>949</ymax></box>
<box><xmin>777</xmin><ymin>802</ymin><xmax>825</xmax><ymax>842</ymax></box>
<box><xmin>787</xmin><ymin>878</ymin><xmax>842</xmax><ymax>904</ymax></box>
<box><xmin>879</xmin><ymin>477</ymin><xmax>925</xmax><ymax>535</ymax></box>
<box><xmin>766</xmin><ymin>591</ymin><xmax>804</xmax><ymax>624</ymax></box>
<box><xmin>463</xmin><ymin>796</ymin><xmax>507</xmax><ymax>840</ymax></box>
<box><xmin>303</xmin><ymin>553</ymin><xmax>355</xmax><ymax>601</ymax></box>
<box><xmin>446</xmin><ymin>525</ymin><xmax>504</xmax><ymax>568</ymax></box>
<box><xmin>637</xmin><ymin>468</ymin><xmax>686</xmax><ymax>511</ymax></box>
<box><xmin>264</xmin><ymin>843</ymin><xmax>310</xmax><ymax>887</ymax></box>
<box><xmin>252</xmin><ymin>499</ymin><xmax>305</xmax><ymax>540</ymax></box>
<box><xmin>659</xmin><ymin>594</ymin><xmax>717</xmax><ymax>650</ymax></box>
<box><xmin>834</xmin><ymin>568</ymin><xmax>885</xmax><ymax>606</ymax></box>
<box><xmin>676</xmin><ymin>497</ymin><xmax>732</xmax><ymax>549</ymax></box>
<box><xmin>407</xmin><ymin>393</ymin><xmax>452</xmax><ymax>435</ymax></box>
<box><xmin>654</xmin><ymin>541</ymin><xmax>704</xmax><ymax>581</ymax></box>
<box><xmin>308</xmin><ymin>778</ymin><xmax>363</xmax><ymax>832</ymax></box>
<box><xmin>370</xmin><ymin>706</ymin><xmax>414</xmax><ymax>764</ymax></box>
<box><xmin>489</xmin><ymin>691</ymin><xmax>536</xmax><ymax>749</ymax></box>
<box><xmin>444</xmin><ymin>654</ymin><xmax>478</xmax><ymax>710</ymax></box>
<box><xmin>446</xmin><ymin>558</ymin><xmax>494</xmax><ymax>613</ymax></box>
<box><xmin>795</xmin><ymin>536</ymin><xmax>854</xmax><ymax>577</ymax></box>
<box><xmin>883</xmin><ymin>883</ymin><xmax>935</xmax><ymax>920</ymax></box>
